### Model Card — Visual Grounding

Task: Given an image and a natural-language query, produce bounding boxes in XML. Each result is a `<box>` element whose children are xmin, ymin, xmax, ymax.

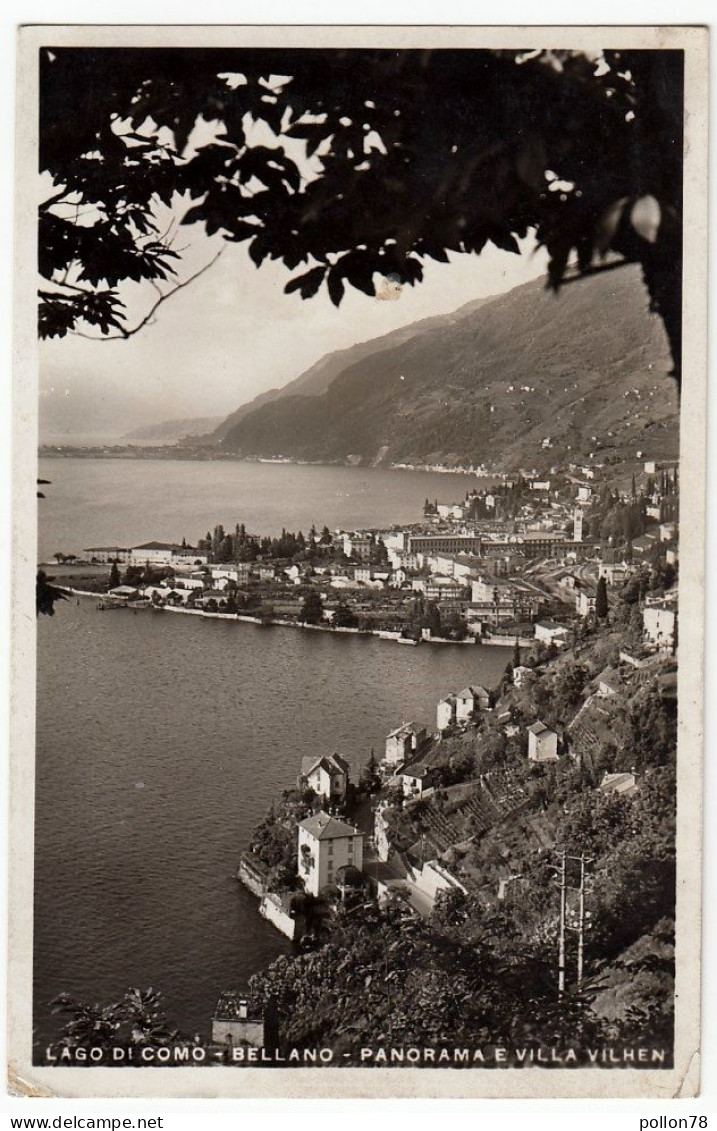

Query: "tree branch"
<box><xmin>48</xmin><ymin>278</ymin><xmax>95</xmax><ymax>295</ymax></box>
<box><xmin>557</xmin><ymin>257</ymin><xmax>632</xmax><ymax>285</ymax></box>
<box><xmin>70</xmin><ymin>248</ymin><xmax>225</xmax><ymax>342</ymax></box>
<box><xmin>39</xmin><ymin>188</ymin><xmax>72</xmax><ymax>213</ymax></box>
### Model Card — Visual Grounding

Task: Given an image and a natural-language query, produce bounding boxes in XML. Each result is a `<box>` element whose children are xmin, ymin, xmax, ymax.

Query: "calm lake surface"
<box><xmin>34</xmin><ymin>458</ymin><xmax>505</xmax><ymax>1053</ymax></box>
<box><xmin>37</xmin><ymin>457</ymin><xmax>490</xmax><ymax>561</ymax></box>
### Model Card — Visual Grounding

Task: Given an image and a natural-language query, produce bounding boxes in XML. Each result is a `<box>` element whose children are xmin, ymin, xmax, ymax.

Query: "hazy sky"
<box><xmin>40</xmin><ymin>228</ymin><xmax>549</xmax><ymax>438</ymax></box>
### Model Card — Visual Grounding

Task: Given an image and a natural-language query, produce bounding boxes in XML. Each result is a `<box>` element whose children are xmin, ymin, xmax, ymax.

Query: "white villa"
<box><xmin>384</xmin><ymin>723</ymin><xmax>427</xmax><ymax>767</ymax></box>
<box><xmin>598</xmin><ymin>561</ymin><xmax>635</xmax><ymax>585</ymax></box>
<box><xmin>211</xmin><ymin>564</ymin><xmax>251</xmax><ymax>584</ymax></box>
<box><xmin>129</xmin><ymin>541</ymin><xmax>177</xmax><ymax>567</ymax></box>
<box><xmin>297</xmin><ymin>812</ymin><xmax>363</xmax><ymax>897</ymax></box>
<box><xmin>643</xmin><ymin>596</ymin><xmax>677</xmax><ymax>651</ymax></box>
<box><xmin>455</xmin><ymin>685</ymin><xmax>491</xmax><ymax>722</ymax></box>
<box><xmin>576</xmin><ymin>590</ymin><xmax>598</xmax><ymax>618</ymax></box>
<box><xmin>399</xmin><ymin>763</ymin><xmax>433</xmax><ymax>798</ymax></box>
<box><xmin>299</xmin><ymin>753</ymin><xmax>350</xmax><ymax>804</ymax></box>
<box><xmin>534</xmin><ymin>620</ymin><xmax>570</xmax><ymax>645</ymax></box>
<box><xmin>129</xmin><ymin>541</ymin><xmax>208</xmax><ymax>568</ymax></box>
<box><xmin>513</xmin><ymin>665</ymin><xmax>534</xmax><ymax>688</ymax></box>
<box><xmin>342</xmin><ymin>534</ymin><xmax>372</xmax><ymax>561</ymax></box>
<box><xmin>437</xmin><ymin>694</ymin><xmax>457</xmax><ymax>732</ymax></box>
<box><xmin>84</xmin><ymin>546</ymin><xmax>130</xmax><ymax>563</ymax></box>
<box><xmin>527</xmin><ymin>721</ymin><xmax>559</xmax><ymax>763</ymax></box>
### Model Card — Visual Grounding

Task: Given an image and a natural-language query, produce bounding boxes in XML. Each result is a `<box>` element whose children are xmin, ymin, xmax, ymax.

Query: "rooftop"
<box><xmin>400</xmin><ymin>763</ymin><xmax>431</xmax><ymax>779</ymax></box>
<box><xmin>527</xmin><ymin>720</ymin><xmax>553</xmax><ymax>736</ymax></box>
<box><xmin>84</xmin><ymin>545</ymin><xmax>130</xmax><ymax>552</ymax></box>
<box><xmin>132</xmin><ymin>541</ymin><xmax>179</xmax><ymax>552</ymax></box>
<box><xmin>386</xmin><ymin>722</ymin><xmax>423</xmax><ymax>739</ymax></box>
<box><xmin>597</xmin><ymin>667</ymin><xmax>623</xmax><ymax>689</ymax></box>
<box><xmin>300</xmin><ymin>752</ymin><xmax>350</xmax><ymax>778</ymax></box>
<box><xmin>298</xmin><ymin>811</ymin><xmax>360</xmax><ymax>841</ymax></box>
<box><xmin>212</xmin><ymin>990</ymin><xmax>264</xmax><ymax>1022</ymax></box>
<box><xmin>599</xmin><ymin>772</ymin><xmax>638</xmax><ymax>795</ymax></box>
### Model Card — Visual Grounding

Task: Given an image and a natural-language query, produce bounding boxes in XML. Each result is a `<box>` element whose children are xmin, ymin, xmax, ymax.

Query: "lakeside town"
<box><xmin>51</xmin><ymin>455</ymin><xmax>677</xmax><ymax>655</ymax></box>
<box><xmin>45</xmin><ymin>451</ymin><xmax>680</xmax><ymax>1059</ymax></box>
<box><xmin>213</xmin><ymin>458</ymin><xmax>678</xmax><ymax>1055</ymax></box>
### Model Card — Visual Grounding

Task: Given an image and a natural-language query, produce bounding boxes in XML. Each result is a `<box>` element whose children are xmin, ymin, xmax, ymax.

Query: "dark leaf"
<box><xmin>327</xmin><ymin>267</ymin><xmax>345</xmax><ymax>307</ymax></box>
<box><xmin>284</xmin><ymin>265</ymin><xmax>326</xmax><ymax>299</ymax></box>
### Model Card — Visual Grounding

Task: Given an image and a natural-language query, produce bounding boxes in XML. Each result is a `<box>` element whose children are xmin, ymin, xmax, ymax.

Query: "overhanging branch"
<box><xmin>557</xmin><ymin>258</ymin><xmax>632</xmax><ymax>285</ymax></box>
<box><xmin>70</xmin><ymin>247</ymin><xmax>225</xmax><ymax>342</ymax></box>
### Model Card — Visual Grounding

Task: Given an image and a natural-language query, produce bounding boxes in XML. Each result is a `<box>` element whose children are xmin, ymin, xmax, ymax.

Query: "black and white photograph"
<box><xmin>8</xmin><ymin>23</ymin><xmax>708</xmax><ymax>1099</ymax></box>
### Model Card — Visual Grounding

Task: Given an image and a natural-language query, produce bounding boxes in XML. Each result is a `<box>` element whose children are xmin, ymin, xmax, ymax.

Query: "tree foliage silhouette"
<box><xmin>595</xmin><ymin>576</ymin><xmax>609</xmax><ymax>619</ymax></box>
<box><xmin>39</xmin><ymin>47</ymin><xmax>683</xmax><ymax>383</ymax></box>
<box><xmin>36</xmin><ymin>570</ymin><xmax>69</xmax><ymax>617</ymax></box>
<box><xmin>50</xmin><ymin>987</ymin><xmax>193</xmax><ymax>1052</ymax></box>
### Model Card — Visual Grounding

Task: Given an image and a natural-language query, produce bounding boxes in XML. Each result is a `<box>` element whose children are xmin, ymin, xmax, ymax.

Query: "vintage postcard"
<box><xmin>10</xmin><ymin>24</ymin><xmax>708</xmax><ymax>1099</ymax></box>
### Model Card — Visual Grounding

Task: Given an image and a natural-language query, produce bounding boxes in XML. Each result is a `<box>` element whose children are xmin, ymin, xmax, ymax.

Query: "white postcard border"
<box><xmin>9</xmin><ymin>22</ymin><xmax>709</xmax><ymax>1099</ymax></box>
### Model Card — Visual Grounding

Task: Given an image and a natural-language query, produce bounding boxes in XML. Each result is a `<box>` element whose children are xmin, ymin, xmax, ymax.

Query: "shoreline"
<box><xmin>66</xmin><ymin>589</ymin><xmax>530</xmax><ymax>648</ymax></box>
<box><xmin>38</xmin><ymin>448</ymin><xmax>502</xmax><ymax>477</ymax></box>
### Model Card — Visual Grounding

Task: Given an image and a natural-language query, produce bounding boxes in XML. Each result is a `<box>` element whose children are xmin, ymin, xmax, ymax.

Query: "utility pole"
<box><xmin>576</xmin><ymin>854</ymin><xmax>586</xmax><ymax>987</ymax></box>
<box><xmin>553</xmin><ymin>850</ymin><xmax>567</xmax><ymax>996</ymax></box>
<box><xmin>553</xmin><ymin>849</ymin><xmax>591</xmax><ymax>994</ymax></box>
<box><xmin>567</xmin><ymin>855</ymin><xmax>588</xmax><ymax>990</ymax></box>
<box><xmin>565</xmin><ymin>852</ymin><xmax>592</xmax><ymax>990</ymax></box>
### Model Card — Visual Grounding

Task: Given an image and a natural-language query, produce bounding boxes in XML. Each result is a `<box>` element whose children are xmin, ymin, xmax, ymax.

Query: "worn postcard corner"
<box><xmin>9</xmin><ymin>22</ymin><xmax>708</xmax><ymax>1101</ymax></box>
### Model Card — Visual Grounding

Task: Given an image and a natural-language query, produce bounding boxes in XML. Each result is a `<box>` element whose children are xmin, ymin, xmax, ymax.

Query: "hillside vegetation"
<box><xmin>212</xmin><ymin>297</ymin><xmax>494</xmax><ymax>439</ymax></box>
<box><xmin>248</xmin><ymin>609</ymin><xmax>677</xmax><ymax>1059</ymax></box>
<box><xmin>220</xmin><ymin>266</ymin><xmax>677</xmax><ymax>471</ymax></box>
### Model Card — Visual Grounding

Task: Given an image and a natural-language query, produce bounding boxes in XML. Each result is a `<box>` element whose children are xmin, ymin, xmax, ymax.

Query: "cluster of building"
<box><xmin>253</xmin><ymin>667</ymin><xmax>569</xmax><ymax>937</ymax></box>
<box><xmin>225</xmin><ymin>570</ymin><xmax>674</xmax><ymax>1048</ymax></box>
<box><xmin>642</xmin><ymin>588</ymin><xmax>678</xmax><ymax>651</ymax></box>
<box><xmin>252</xmin><ymin>753</ymin><xmax>365</xmax><ymax>939</ymax></box>
<box><xmin>89</xmin><ymin>449</ymin><xmax>678</xmax><ymax>655</ymax></box>
<box><xmin>211</xmin><ymin>459</ymin><xmax>679</xmax><ymax>1049</ymax></box>
<box><xmin>436</xmin><ymin>686</ymin><xmax>491</xmax><ymax>732</ymax></box>
<box><xmin>84</xmin><ymin>541</ymin><xmax>209</xmax><ymax>568</ymax></box>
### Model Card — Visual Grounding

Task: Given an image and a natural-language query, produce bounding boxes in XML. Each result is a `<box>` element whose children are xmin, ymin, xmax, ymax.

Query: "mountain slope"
<box><xmin>220</xmin><ymin>266</ymin><xmax>678</xmax><ymax>471</ymax></box>
<box><xmin>212</xmin><ymin>296</ymin><xmax>495</xmax><ymax>439</ymax></box>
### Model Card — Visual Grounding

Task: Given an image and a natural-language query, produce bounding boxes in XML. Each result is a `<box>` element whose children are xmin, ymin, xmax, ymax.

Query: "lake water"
<box><xmin>34</xmin><ymin>459</ymin><xmax>506</xmax><ymax>1055</ymax></box>
<box><xmin>37</xmin><ymin>457</ymin><xmax>489</xmax><ymax>561</ymax></box>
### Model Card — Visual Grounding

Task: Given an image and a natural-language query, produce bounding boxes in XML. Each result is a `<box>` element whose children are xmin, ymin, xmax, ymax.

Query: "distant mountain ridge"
<box><xmin>212</xmin><ymin>295</ymin><xmax>496</xmax><ymax>439</ymax></box>
<box><xmin>217</xmin><ymin>265</ymin><xmax>678</xmax><ymax>472</ymax></box>
<box><xmin>123</xmin><ymin>416</ymin><xmax>224</xmax><ymax>444</ymax></box>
